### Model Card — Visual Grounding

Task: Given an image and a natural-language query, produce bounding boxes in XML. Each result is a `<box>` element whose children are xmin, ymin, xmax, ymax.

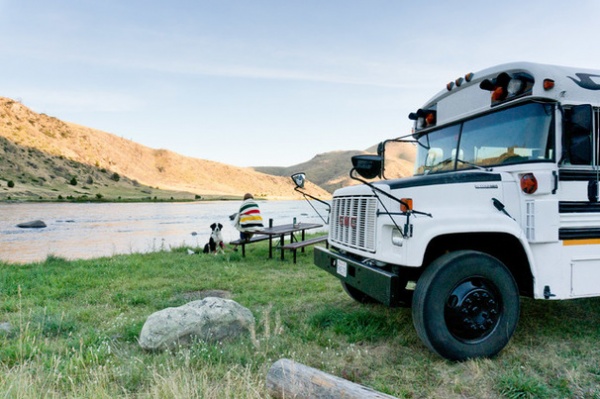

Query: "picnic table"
<box><xmin>258</xmin><ymin>222</ymin><xmax>324</xmax><ymax>260</ymax></box>
<box><xmin>229</xmin><ymin>222</ymin><xmax>324</xmax><ymax>260</ymax></box>
<box><xmin>281</xmin><ymin>235</ymin><xmax>328</xmax><ymax>263</ymax></box>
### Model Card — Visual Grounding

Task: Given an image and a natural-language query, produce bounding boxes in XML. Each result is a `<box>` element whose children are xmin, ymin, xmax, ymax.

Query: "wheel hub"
<box><xmin>444</xmin><ymin>278</ymin><xmax>501</xmax><ymax>341</ymax></box>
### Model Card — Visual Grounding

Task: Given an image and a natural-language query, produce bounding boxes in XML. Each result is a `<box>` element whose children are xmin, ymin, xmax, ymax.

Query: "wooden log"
<box><xmin>266</xmin><ymin>358</ymin><xmax>398</xmax><ymax>399</ymax></box>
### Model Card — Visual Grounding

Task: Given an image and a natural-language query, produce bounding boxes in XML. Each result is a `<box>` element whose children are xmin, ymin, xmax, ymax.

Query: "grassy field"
<box><xmin>1</xmin><ymin>242</ymin><xmax>599</xmax><ymax>398</ymax></box>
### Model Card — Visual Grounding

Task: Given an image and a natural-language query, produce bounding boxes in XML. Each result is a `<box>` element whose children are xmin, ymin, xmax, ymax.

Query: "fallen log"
<box><xmin>266</xmin><ymin>358</ymin><xmax>398</xmax><ymax>399</ymax></box>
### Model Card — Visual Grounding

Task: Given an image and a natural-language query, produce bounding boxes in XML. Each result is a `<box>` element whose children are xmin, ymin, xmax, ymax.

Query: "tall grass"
<box><xmin>1</xmin><ymin>242</ymin><xmax>599</xmax><ymax>398</ymax></box>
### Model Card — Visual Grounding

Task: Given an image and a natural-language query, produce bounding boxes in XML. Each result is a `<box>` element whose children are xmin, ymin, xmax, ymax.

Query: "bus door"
<box><xmin>560</xmin><ymin>105</ymin><xmax>596</xmax><ymax>202</ymax></box>
<box><xmin>559</xmin><ymin>104</ymin><xmax>600</xmax><ymax>297</ymax></box>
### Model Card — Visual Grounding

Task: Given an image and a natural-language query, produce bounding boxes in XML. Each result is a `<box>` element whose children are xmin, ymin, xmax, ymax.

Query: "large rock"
<box><xmin>17</xmin><ymin>220</ymin><xmax>47</xmax><ymax>228</ymax></box>
<box><xmin>0</xmin><ymin>322</ymin><xmax>12</xmax><ymax>335</ymax></box>
<box><xmin>139</xmin><ymin>297</ymin><xmax>254</xmax><ymax>350</ymax></box>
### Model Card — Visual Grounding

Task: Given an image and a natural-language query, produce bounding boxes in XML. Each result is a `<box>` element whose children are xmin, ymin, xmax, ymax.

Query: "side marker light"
<box><xmin>520</xmin><ymin>173</ymin><xmax>538</xmax><ymax>194</ymax></box>
<box><xmin>543</xmin><ymin>79</ymin><xmax>555</xmax><ymax>90</ymax></box>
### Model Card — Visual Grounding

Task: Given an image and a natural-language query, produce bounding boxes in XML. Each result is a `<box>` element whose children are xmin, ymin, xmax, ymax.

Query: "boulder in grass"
<box><xmin>17</xmin><ymin>220</ymin><xmax>47</xmax><ymax>228</ymax></box>
<box><xmin>139</xmin><ymin>297</ymin><xmax>254</xmax><ymax>350</ymax></box>
<box><xmin>0</xmin><ymin>322</ymin><xmax>12</xmax><ymax>335</ymax></box>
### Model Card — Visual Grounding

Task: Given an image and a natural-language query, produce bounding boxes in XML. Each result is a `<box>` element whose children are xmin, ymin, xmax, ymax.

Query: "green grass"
<box><xmin>1</xmin><ymin>242</ymin><xmax>600</xmax><ymax>398</ymax></box>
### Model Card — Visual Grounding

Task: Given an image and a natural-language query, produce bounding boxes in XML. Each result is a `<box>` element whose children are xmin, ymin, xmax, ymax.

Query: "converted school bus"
<box><xmin>308</xmin><ymin>62</ymin><xmax>600</xmax><ymax>360</ymax></box>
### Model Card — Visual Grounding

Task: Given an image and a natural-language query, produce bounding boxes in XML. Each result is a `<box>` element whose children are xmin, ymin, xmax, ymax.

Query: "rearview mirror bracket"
<box><xmin>290</xmin><ymin>173</ymin><xmax>330</xmax><ymax>224</ymax></box>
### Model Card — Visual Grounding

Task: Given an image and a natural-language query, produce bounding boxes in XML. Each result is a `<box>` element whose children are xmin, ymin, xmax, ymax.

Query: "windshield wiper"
<box><xmin>456</xmin><ymin>158</ymin><xmax>493</xmax><ymax>172</ymax></box>
<box><xmin>428</xmin><ymin>157</ymin><xmax>493</xmax><ymax>173</ymax></box>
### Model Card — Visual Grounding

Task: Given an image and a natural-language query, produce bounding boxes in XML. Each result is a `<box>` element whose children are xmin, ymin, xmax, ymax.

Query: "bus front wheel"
<box><xmin>412</xmin><ymin>250</ymin><xmax>520</xmax><ymax>361</ymax></box>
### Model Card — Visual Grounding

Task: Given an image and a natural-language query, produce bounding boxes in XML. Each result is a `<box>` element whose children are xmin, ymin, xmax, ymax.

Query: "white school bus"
<box><xmin>307</xmin><ymin>62</ymin><xmax>600</xmax><ymax>360</ymax></box>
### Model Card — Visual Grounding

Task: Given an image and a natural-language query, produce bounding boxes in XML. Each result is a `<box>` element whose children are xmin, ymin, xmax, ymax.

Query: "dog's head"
<box><xmin>210</xmin><ymin>223</ymin><xmax>223</xmax><ymax>232</ymax></box>
<box><xmin>210</xmin><ymin>223</ymin><xmax>224</xmax><ymax>243</ymax></box>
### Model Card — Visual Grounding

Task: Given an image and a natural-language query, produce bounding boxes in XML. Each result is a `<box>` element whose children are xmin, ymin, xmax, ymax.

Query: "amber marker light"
<box><xmin>401</xmin><ymin>198</ymin><xmax>413</xmax><ymax>212</ymax></box>
<box><xmin>543</xmin><ymin>79</ymin><xmax>555</xmax><ymax>90</ymax></box>
<box><xmin>425</xmin><ymin>112</ymin><xmax>436</xmax><ymax>127</ymax></box>
<box><xmin>520</xmin><ymin>173</ymin><xmax>538</xmax><ymax>194</ymax></box>
<box><xmin>491</xmin><ymin>86</ymin><xmax>506</xmax><ymax>102</ymax></box>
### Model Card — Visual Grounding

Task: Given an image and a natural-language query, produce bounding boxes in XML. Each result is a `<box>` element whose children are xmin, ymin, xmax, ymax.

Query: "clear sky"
<box><xmin>2</xmin><ymin>1</ymin><xmax>600</xmax><ymax>167</ymax></box>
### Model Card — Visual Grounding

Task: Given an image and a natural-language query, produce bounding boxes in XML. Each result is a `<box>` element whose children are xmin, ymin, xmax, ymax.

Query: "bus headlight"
<box><xmin>392</xmin><ymin>229</ymin><xmax>404</xmax><ymax>247</ymax></box>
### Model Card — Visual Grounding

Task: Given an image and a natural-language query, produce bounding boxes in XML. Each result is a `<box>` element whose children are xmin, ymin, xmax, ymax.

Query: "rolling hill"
<box><xmin>0</xmin><ymin>96</ymin><xmax>415</xmax><ymax>202</ymax></box>
<box><xmin>254</xmin><ymin>144</ymin><xmax>415</xmax><ymax>193</ymax></box>
<box><xmin>0</xmin><ymin>97</ymin><xmax>330</xmax><ymax>201</ymax></box>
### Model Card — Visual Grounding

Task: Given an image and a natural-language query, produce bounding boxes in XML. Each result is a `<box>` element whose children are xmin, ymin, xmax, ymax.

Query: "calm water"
<box><xmin>0</xmin><ymin>201</ymin><xmax>329</xmax><ymax>264</ymax></box>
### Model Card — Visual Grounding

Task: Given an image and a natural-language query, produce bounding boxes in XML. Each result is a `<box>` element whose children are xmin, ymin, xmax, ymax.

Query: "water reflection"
<box><xmin>0</xmin><ymin>201</ymin><xmax>329</xmax><ymax>264</ymax></box>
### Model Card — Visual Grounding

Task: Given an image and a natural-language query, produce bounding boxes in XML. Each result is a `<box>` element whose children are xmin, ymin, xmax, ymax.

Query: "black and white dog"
<box><xmin>203</xmin><ymin>223</ymin><xmax>225</xmax><ymax>254</ymax></box>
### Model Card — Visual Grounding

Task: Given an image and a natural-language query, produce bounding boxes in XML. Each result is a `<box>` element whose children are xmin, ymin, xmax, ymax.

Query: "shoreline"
<box><xmin>0</xmin><ymin>198</ymin><xmax>298</xmax><ymax>204</ymax></box>
<box><xmin>0</xmin><ymin>194</ymin><xmax>304</xmax><ymax>203</ymax></box>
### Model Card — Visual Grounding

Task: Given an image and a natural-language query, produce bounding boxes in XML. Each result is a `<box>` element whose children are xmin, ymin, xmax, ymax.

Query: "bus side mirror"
<box><xmin>351</xmin><ymin>155</ymin><xmax>382</xmax><ymax>179</ymax></box>
<box><xmin>291</xmin><ymin>173</ymin><xmax>306</xmax><ymax>189</ymax></box>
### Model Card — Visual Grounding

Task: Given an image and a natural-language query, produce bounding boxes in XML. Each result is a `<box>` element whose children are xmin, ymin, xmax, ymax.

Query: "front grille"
<box><xmin>330</xmin><ymin>196</ymin><xmax>378</xmax><ymax>252</ymax></box>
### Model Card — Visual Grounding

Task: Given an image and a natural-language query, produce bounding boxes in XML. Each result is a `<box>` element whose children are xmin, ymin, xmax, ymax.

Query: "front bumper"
<box><xmin>314</xmin><ymin>246</ymin><xmax>402</xmax><ymax>306</ymax></box>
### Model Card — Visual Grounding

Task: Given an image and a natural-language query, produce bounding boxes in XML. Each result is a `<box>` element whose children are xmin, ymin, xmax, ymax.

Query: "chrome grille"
<box><xmin>330</xmin><ymin>196</ymin><xmax>377</xmax><ymax>252</ymax></box>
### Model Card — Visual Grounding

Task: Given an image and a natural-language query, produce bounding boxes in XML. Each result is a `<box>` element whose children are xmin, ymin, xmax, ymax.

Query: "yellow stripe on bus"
<box><xmin>563</xmin><ymin>238</ymin><xmax>600</xmax><ymax>246</ymax></box>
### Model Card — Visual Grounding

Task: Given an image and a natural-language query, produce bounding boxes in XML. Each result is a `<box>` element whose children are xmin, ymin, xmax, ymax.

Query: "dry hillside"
<box><xmin>0</xmin><ymin>97</ymin><xmax>329</xmax><ymax>201</ymax></box>
<box><xmin>255</xmin><ymin>144</ymin><xmax>416</xmax><ymax>193</ymax></box>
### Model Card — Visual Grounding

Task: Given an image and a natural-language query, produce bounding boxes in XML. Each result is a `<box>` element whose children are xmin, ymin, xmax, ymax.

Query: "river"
<box><xmin>0</xmin><ymin>200</ymin><xmax>330</xmax><ymax>264</ymax></box>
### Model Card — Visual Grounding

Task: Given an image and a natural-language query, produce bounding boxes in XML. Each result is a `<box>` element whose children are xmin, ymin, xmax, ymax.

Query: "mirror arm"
<box><xmin>349</xmin><ymin>168</ymin><xmax>408</xmax><ymax>208</ymax></box>
<box><xmin>349</xmin><ymin>168</ymin><xmax>432</xmax><ymax>218</ymax></box>
<box><xmin>350</xmin><ymin>168</ymin><xmax>409</xmax><ymax>237</ymax></box>
<box><xmin>294</xmin><ymin>187</ymin><xmax>331</xmax><ymax>209</ymax></box>
<box><xmin>294</xmin><ymin>187</ymin><xmax>331</xmax><ymax>225</ymax></box>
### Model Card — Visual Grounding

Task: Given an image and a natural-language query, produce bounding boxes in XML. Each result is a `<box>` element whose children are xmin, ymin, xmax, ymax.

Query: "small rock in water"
<box><xmin>17</xmin><ymin>220</ymin><xmax>47</xmax><ymax>228</ymax></box>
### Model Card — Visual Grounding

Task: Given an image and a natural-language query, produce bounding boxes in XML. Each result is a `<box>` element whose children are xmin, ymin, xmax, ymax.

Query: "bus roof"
<box><xmin>415</xmin><ymin>62</ymin><xmax>600</xmax><ymax>129</ymax></box>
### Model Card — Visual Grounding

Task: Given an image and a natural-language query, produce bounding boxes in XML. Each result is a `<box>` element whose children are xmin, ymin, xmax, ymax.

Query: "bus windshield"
<box><xmin>415</xmin><ymin>102</ymin><xmax>555</xmax><ymax>175</ymax></box>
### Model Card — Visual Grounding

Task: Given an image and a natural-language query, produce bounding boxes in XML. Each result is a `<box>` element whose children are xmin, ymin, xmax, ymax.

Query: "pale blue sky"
<box><xmin>2</xmin><ymin>1</ymin><xmax>600</xmax><ymax>167</ymax></box>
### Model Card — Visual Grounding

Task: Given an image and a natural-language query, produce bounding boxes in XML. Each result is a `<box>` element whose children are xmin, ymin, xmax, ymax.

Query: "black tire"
<box><xmin>412</xmin><ymin>250</ymin><xmax>520</xmax><ymax>361</ymax></box>
<box><xmin>341</xmin><ymin>282</ymin><xmax>378</xmax><ymax>304</ymax></box>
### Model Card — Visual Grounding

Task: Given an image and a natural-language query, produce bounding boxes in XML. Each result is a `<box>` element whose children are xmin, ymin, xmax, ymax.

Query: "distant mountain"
<box><xmin>0</xmin><ymin>97</ymin><xmax>329</xmax><ymax>201</ymax></box>
<box><xmin>254</xmin><ymin>150</ymin><xmax>362</xmax><ymax>193</ymax></box>
<box><xmin>254</xmin><ymin>144</ymin><xmax>415</xmax><ymax>193</ymax></box>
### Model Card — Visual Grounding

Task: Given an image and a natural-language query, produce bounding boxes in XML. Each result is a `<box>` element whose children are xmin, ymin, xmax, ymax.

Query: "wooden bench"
<box><xmin>230</xmin><ymin>235</ymin><xmax>269</xmax><ymax>257</ymax></box>
<box><xmin>282</xmin><ymin>235</ymin><xmax>328</xmax><ymax>264</ymax></box>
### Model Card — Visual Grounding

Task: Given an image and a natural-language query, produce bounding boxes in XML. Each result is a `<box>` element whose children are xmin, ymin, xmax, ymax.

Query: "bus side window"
<box><xmin>563</xmin><ymin>105</ymin><xmax>593</xmax><ymax>165</ymax></box>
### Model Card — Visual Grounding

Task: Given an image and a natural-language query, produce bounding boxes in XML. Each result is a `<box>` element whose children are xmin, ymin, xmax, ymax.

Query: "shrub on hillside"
<box><xmin>69</xmin><ymin>177</ymin><xmax>77</xmax><ymax>186</ymax></box>
<box><xmin>7</xmin><ymin>180</ymin><xmax>14</xmax><ymax>188</ymax></box>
